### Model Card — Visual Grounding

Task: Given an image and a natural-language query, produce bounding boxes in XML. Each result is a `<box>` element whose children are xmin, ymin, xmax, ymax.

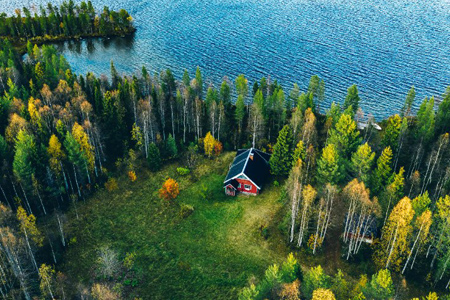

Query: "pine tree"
<box><xmin>269</xmin><ymin>125</ymin><xmax>294</xmax><ymax>176</ymax></box>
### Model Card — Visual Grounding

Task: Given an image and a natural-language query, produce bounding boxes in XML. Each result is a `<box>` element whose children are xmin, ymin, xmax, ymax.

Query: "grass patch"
<box><xmin>61</xmin><ymin>152</ymin><xmax>289</xmax><ymax>299</ymax></box>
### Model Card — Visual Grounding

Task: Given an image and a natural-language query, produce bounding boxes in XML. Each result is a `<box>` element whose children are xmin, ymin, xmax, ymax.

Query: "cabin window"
<box><xmin>238</xmin><ymin>183</ymin><xmax>241</xmax><ymax>188</ymax></box>
<box><xmin>244</xmin><ymin>184</ymin><xmax>251</xmax><ymax>190</ymax></box>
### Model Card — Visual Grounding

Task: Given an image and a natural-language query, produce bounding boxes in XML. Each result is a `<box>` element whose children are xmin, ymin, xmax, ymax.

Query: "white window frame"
<box><xmin>244</xmin><ymin>184</ymin><xmax>251</xmax><ymax>191</ymax></box>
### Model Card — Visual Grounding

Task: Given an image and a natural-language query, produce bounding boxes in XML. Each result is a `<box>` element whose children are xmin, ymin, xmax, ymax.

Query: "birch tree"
<box><xmin>375</xmin><ymin>197</ymin><xmax>414</xmax><ymax>271</ymax></box>
<box><xmin>287</xmin><ymin>159</ymin><xmax>304</xmax><ymax>243</ymax></box>
<box><xmin>249</xmin><ymin>90</ymin><xmax>265</xmax><ymax>148</ymax></box>
<box><xmin>312</xmin><ymin>184</ymin><xmax>338</xmax><ymax>254</ymax></box>
<box><xmin>297</xmin><ymin>184</ymin><xmax>316</xmax><ymax>247</ymax></box>
<box><xmin>342</xmin><ymin>179</ymin><xmax>379</xmax><ymax>259</ymax></box>
<box><xmin>420</xmin><ymin>133</ymin><xmax>449</xmax><ymax>194</ymax></box>
<box><xmin>402</xmin><ymin>208</ymin><xmax>432</xmax><ymax>273</ymax></box>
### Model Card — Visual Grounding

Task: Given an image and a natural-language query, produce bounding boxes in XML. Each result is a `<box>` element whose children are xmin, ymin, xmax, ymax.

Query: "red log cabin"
<box><xmin>223</xmin><ymin>148</ymin><xmax>271</xmax><ymax>196</ymax></box>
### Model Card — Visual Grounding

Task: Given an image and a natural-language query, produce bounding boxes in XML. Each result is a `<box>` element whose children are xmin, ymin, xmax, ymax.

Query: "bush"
<box><xmin>177</xmin><ymin>167</ymin><xmax>190</xmax><ymax>176</ymax></box>
<box><xmin>179</xmin><ymin>204</ymin><xmax>194</xmax><ymax>218</ymax></box>
<box><xmin>105</xmin><ymin>178</ymin><xmax>118</xmax><ymax>192</ymax></box>
<box><xmin>128</xmin><ymin>170</ymin><xmax>137</xmax><ymax>182</ymax></box>
<box><xmin>159</xmin><ymin>178</ymin><xmax>180</xmax><ymax>201</ymax></box>
<box><xmin>273</xmin><ymin>180</ymin><xmax>280</xmax><ymax>187</ymax></box>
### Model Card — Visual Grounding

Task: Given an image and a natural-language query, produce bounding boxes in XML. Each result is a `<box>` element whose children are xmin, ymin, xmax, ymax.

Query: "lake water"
<box><xmin>3</xmin><ymin>0</ymin><xmax>450</xmax><ymax>119</ymax></box>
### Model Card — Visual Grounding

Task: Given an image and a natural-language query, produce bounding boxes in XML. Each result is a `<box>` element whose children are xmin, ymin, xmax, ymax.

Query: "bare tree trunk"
<box><xmin>73</xmin><ymin>165</ymin><xmax>81</xmax><ymax>197</ymax></box>
<box><xmin>0</xmin><ymin>183</ymin><xmax>11</xmax><ymax>208</ymax></box>
<box><xmin>402</xmin><ymin>222</ymin><xmax>424</xmax><ymax>274</ymax></box>
<box><xmin>19</xmin><ymin>182</ymin><xmax>33</xmax><ymax>216</ymax></box>
<box><xmin>57</xmin><ymin>214</ymin><xmax>66</xmax><ymax>247</ymax></box>
<box><xmin>48</xmin><ymin>235</ymin><xmax>57</xmax><ymax>264</ymax></box>
<box><xmin>313</xmin><ymin>200</ymin><xmax>323</xmax><ymax>254</ymax></box>
<box><xmin>386</xmin><ymin>223</ymin><xmax>399</xmax><ymax>269</ymax></box>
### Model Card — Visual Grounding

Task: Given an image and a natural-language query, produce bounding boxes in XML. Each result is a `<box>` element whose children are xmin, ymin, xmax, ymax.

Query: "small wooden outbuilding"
<box><xmin>223</xmin><ymin>148</ymin><xmax>270</xmax><ymax>196</ymax></box>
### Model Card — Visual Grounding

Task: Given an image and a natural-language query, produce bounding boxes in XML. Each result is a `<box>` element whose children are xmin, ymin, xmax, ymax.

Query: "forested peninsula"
<box><xmin>0</xmin><ymin>1</ymin><xmax>135</xmax><ymax>49</ymax></box>
<box><xmin>0</xmin><ymin>3</ymin><xmax>450</xmax><ymax>299</ymax></box>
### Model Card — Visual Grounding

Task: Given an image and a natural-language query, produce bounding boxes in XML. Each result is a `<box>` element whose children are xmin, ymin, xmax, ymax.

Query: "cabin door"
<box><xmin>226</xmin><ymin>187</ymin><xmax>235</xmax><ymax>196</ymax></box>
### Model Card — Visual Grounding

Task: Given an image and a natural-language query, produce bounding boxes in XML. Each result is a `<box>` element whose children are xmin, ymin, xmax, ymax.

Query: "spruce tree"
<box><xmin>269</xmin><ymin>125</ymin><xmax>294</xmax><ymax>176</ymax></box>
<box><xmin>343</xmin><ymin>84</ymin><xmax>360</xmax><ymax>114</ymax></box>
<box><xmin>165</xmin><ymin>134</ymin><xmax>177</xmax><ymax>159</ymax></box>
<box><xmin>316</xmin><ymin>144</ymin><xmax>343</xmax><ymax>185</ymax></box>
<box><xmin>147</xmin><ymin>143</ymin><xmax>161</xmax><ymax>171</ymax></box>
<box><xmin>435</xmin><ymin>86</ymin><xmax>450</xmax><ymax>135</ymax></box>
<box><xmin>13</xmin><ymin>130</ymin><xmax>36</xmax><ymax>188</ymax></box>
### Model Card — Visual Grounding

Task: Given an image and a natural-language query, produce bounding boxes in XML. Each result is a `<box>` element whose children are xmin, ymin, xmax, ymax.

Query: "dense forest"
<box><xmin>0</xmin><ymin>3</ymin><xmax>450</xmax><ymax>298</ymax></box>
<box><xmin>0</xmin><ymin>1</ymin><xmax>135</xmax><ymax>47</ymax></box>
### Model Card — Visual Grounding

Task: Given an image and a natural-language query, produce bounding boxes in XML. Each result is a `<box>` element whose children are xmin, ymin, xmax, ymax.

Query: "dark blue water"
<box><xmin>4</xmin><ymin>0</ymin><xmax>450</xmax><ymax>118</ymax></box>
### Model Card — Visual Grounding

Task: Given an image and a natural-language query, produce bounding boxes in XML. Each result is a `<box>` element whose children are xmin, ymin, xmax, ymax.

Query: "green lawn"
<box><xmin>61</xmin><ymin>152</ymin><xmax>289</xmax><ymax>299</ymax></box>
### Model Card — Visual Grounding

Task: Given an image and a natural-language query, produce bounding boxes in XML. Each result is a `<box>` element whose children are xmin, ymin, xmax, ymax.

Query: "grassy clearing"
<box><xmin>61</xmin><ymin>152</ymin><xmax>289</xmax><ymax>299</ymax></box>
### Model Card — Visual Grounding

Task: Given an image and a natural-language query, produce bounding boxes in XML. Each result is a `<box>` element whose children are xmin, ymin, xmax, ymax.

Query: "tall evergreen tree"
<box><xmin>269</xmin><ymin>125</ymin><xmax>294</xmax><ymax>176</ymax></box>
<box><xmin>147</xmin><ymin>143</ymin><xmax>161</xmax><ymax>171</ymax></box>
<box><xmin>343</xmin><ymin>84</ymin><xmax>360</xmax><ymax>114</ymax></box>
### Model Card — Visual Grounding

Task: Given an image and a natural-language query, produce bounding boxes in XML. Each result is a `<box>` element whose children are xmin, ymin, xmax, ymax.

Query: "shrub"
<box><xmin>105</xmin><ymin>178</ymin><xmax>118</xmax><ymax>192</ymax></box>
<box><xmin>179</xmin><ymin>204</ymin><xmax>194</xmax><ymax>218</ymax></box>
<box><xmin>159</xmin><ymin>178</ymin><xmax>179</xmax><ymax>201</ymax></box>
<box><xmin>128</xmin><ymin>170</ymin><xmax>137</xmax><ymax>182</ymax></box>
<box><xmin>177</xmin><ymin>167</ymin><xmax>190</xmax><ymax>176</ymax></box>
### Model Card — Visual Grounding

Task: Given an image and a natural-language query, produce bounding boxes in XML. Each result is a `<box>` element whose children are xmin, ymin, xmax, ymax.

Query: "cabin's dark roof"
<box><xmin>224</xmin><ymin>148</ymin><xmax>271</xmax><ymax>189</ymax></box>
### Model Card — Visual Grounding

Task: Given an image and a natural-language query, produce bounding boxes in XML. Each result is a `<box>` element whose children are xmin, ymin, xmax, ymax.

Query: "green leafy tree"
<box><xmin>302</xmin><ymin>265</ymin><xmax>330</xmax><ymax>299</ymax></box>
<box><xmin>269</xmin><ymin>125</ymin><xmax>294</xmax><ymax>176</ymax></box>
<box><xmin>362</xmin><ymin>269</ymin><xmax>395</xmax><ymax>300</ymax></box>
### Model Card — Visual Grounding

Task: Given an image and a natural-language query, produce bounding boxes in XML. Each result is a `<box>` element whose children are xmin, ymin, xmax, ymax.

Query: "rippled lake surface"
<box><xmin>4</xmin><ymin>0</ymin><xmax>450</xmax><ymax>118</ymax></box>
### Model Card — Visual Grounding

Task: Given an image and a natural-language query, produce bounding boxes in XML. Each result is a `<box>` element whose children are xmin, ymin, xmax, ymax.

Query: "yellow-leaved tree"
<box><xmin>312</xmin><ymin>289</ymin><xmax>336</xmax><ymax>300</ymax></box>
<box><xmin>72</xmin><ymin>122</ymin><xmax>95</xmax><ymax>171</ymax></box>
<box><xmin>48</xmin><ymin>134</ymin><xmax>66</xmax><ymax>175</ymax></box>
<box><xmin>204</xmin><ymin>131</ymin><xmax>216</xmax><ymax>158</ymax></box>
<box><xmin>375</xmin><ymin>197</ymin><xmax>414</xmax><ymax>271</ymax></box>
<box><xmin>17</xmin><ymin>206</ymin><xmax>43</xmax><ymax>273</ymax></box>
